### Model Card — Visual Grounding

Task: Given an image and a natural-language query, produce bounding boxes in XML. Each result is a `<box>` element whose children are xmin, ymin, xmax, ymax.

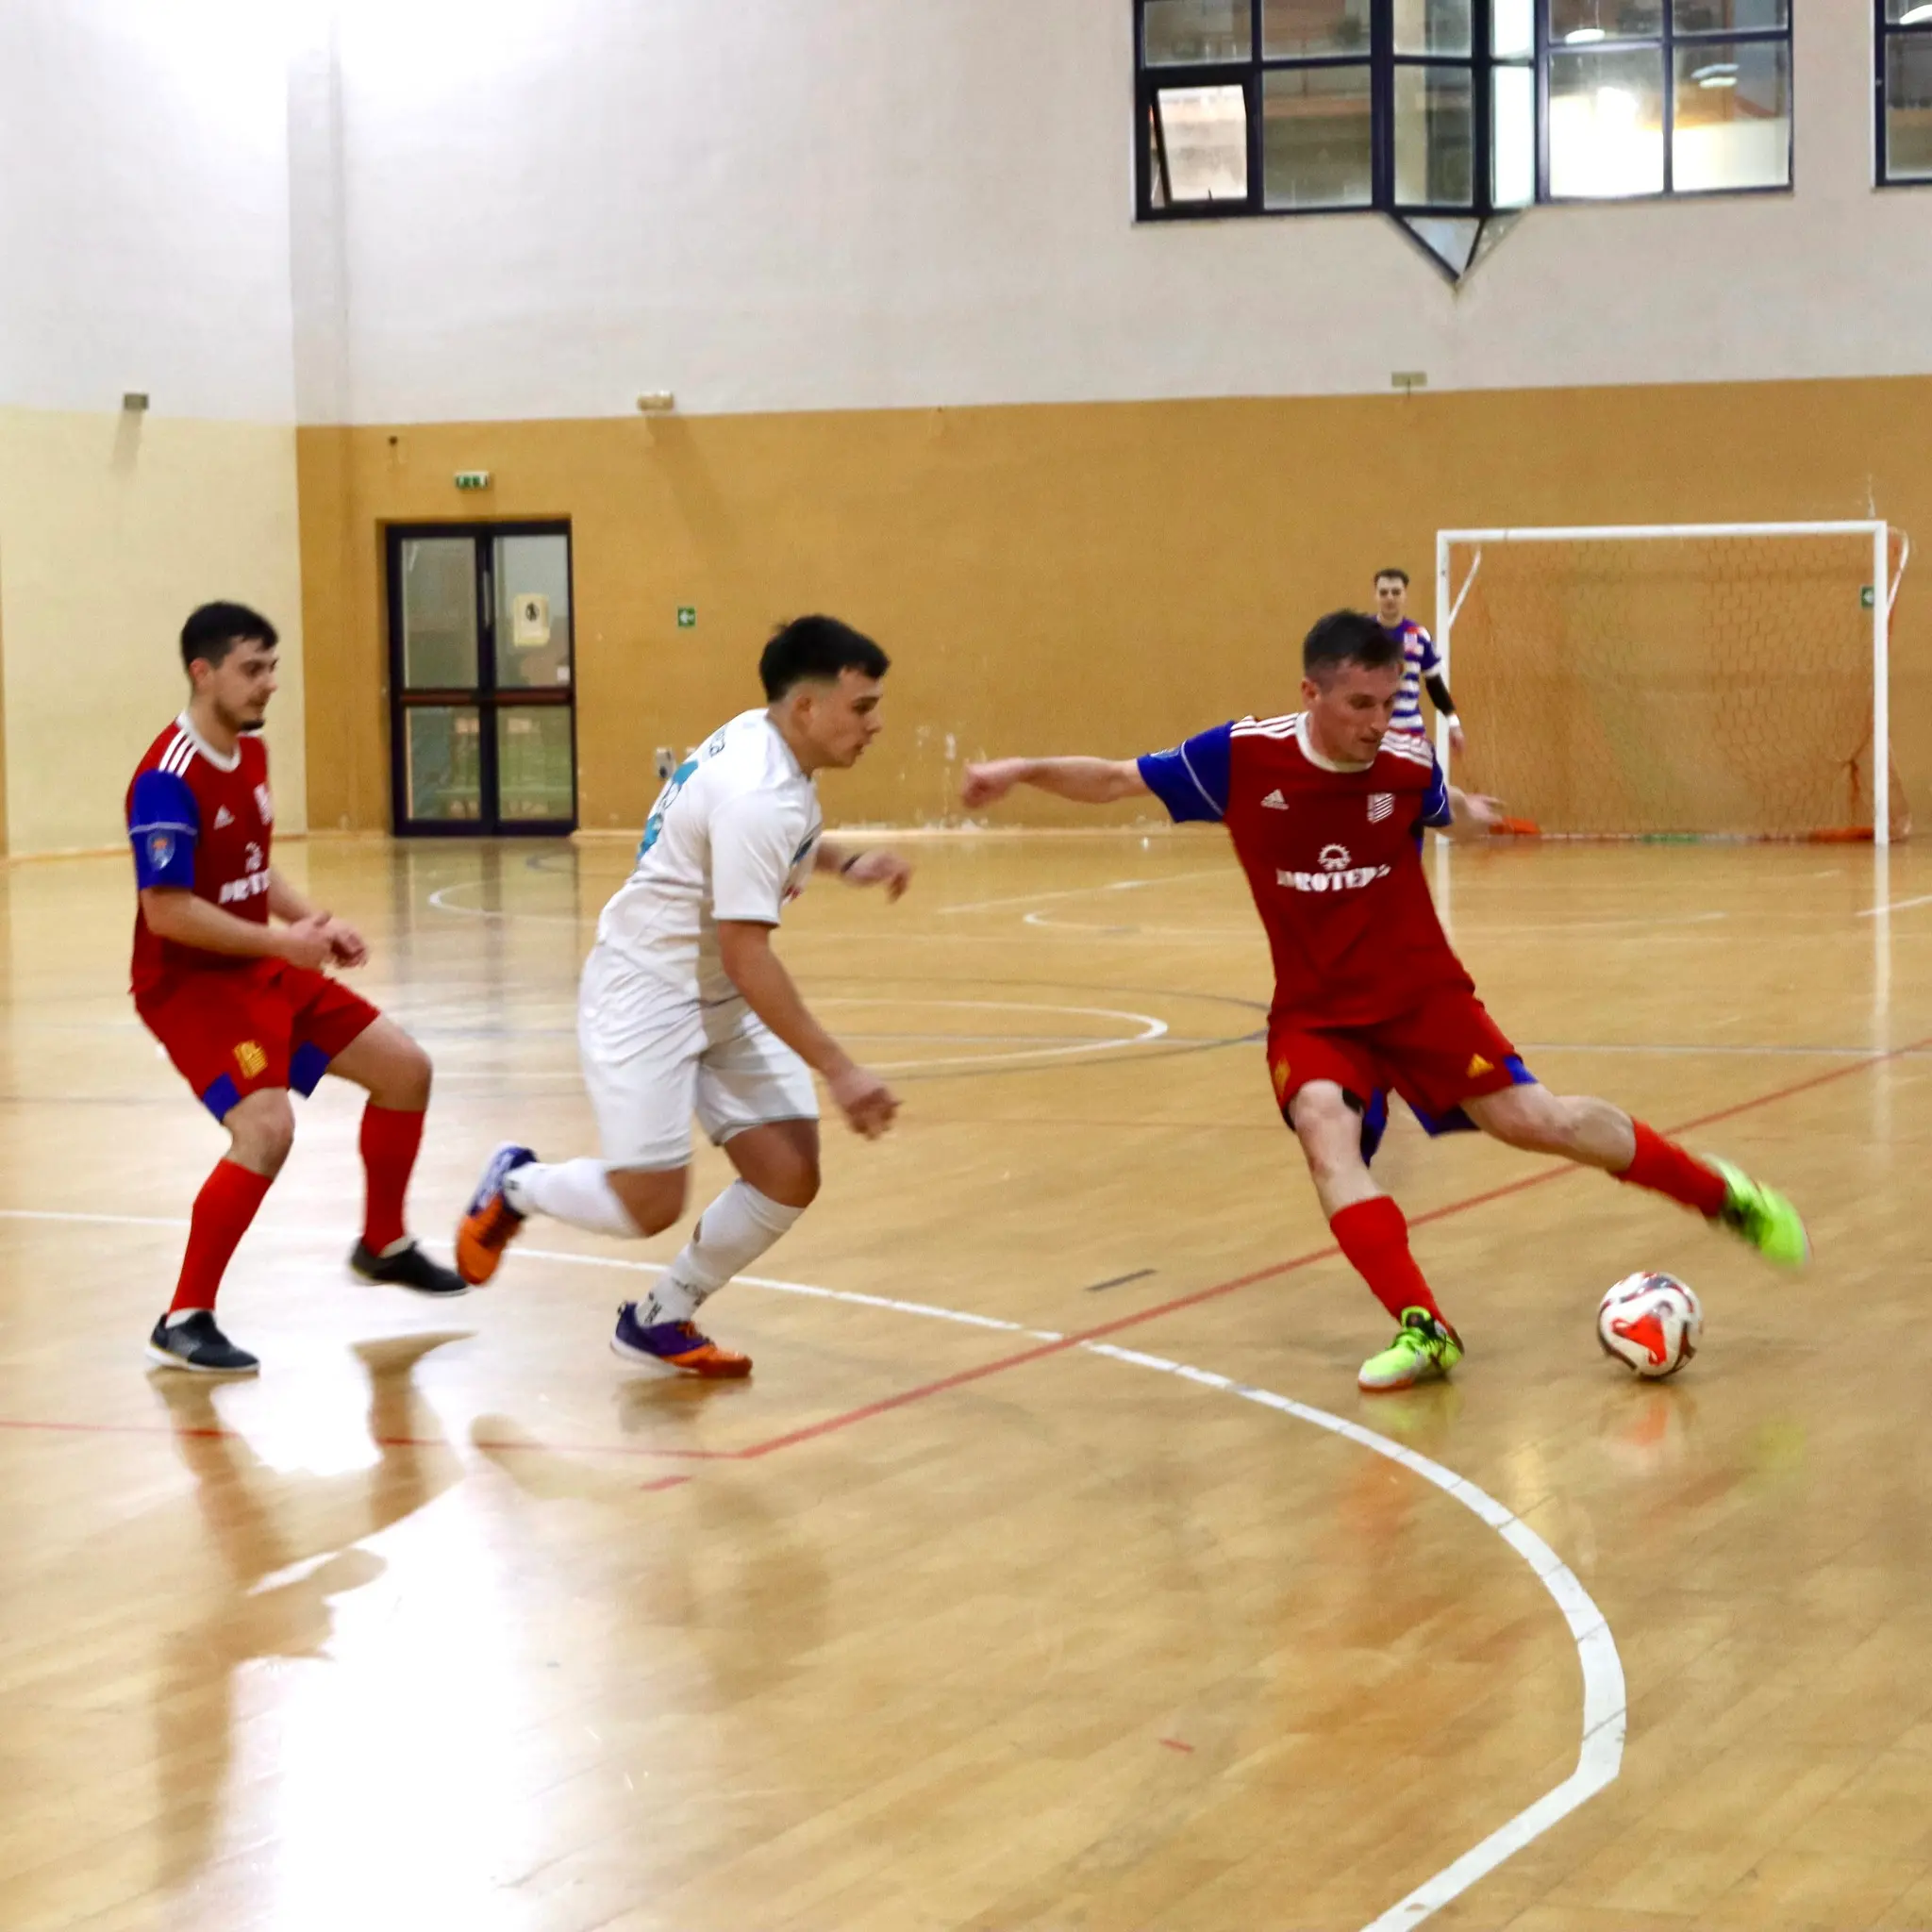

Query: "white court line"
<box><xmin>1859</xmin><ymin>891</ymin><xmax>1932</xmax><ymax>918</ymax></box>
<box><xmin>1084</xmin><ymin>1342</ymin><xmax>1624</xmax><ymax>1930</ymax></box>
<box><xmin>936</xmin><ymin>867</ymin><xmax>1229</xmax><ymax>916</ymax></box>
<box><xmin>815</xmin><ymin>996</ymin><xmax>1168</xmax><ymax>1072</ymax></box>
<box><xmin>0</xmin><ymin>1206</ymin><xmax>1623</xmax><ymax>1926</ymax></box>
<box><xmin>425</xmin><ymin>881</ymin><xmax>585</xmax><ymax>923</ymax></box>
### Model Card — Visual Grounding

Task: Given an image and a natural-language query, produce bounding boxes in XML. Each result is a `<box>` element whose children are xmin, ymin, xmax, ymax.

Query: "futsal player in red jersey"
<box><xmin>127</xmin><ymin>603</ymin><xmax>463</xmax><ymax>1375</ymax></box>
<box><xmin>961</xmin><ymin>610</ymin><xmax>1808</xmax><ymax>1391</ymax></box>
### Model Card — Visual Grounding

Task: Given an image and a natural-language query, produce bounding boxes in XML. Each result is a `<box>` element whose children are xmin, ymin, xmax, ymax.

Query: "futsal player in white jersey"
<box><xmin>455</xmin><ymin>616</ymin><xmax>911</xmax><ymax>1376</ymax></box>
<box><xmin>1374</xmin><ymin>567</ymin><xmax>1465</xmax><ymax>758</ymax></box>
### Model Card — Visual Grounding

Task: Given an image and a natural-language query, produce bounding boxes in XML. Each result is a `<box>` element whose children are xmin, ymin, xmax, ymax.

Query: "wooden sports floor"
<box><xmin>3</xmin><ymin>829</ymin><xmax>1930</xmax><ymax>1932</ymax></box>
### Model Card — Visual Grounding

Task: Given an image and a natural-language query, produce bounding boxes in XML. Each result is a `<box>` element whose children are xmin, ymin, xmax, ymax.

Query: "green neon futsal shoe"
<box><xmin>1710</xmin><ymin>1158</ymin><xmax>1810</xmax><ymax>1268</ymax></box>
<box><xmin>1358</xmin><ymin>1307</ymin><xmax>1464</xmax><ymax>1393</ymax></box>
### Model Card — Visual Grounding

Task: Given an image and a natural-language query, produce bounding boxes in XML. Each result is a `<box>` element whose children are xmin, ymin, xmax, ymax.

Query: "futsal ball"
<box><xmin>1596</xmin><ymin>1272</ymin><xmax>1703</xmax><ymax>1379</ymax></box>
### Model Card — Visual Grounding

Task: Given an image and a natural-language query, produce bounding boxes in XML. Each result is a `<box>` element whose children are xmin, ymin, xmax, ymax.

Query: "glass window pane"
<box><xmin>1886</xmin><ymin>1</ymin><xmax>1932</xmax><ymax>21</ymax></box>
<box><xmin>1262</xmin><ymin>0</ymin><xmax>1372</xmax><ymax>58</ymax></box>
<box><xmin>405</xmin><ymin>707</ymin><xmax>480</xmax><ymax>822</ymax></box>
<box><xmin>398</xmin><ymin>538</ymin><xmax>477</xmax><ymax>690</ymax></box>
<box><xmin>1674</xmin><ymin>39</ymin><xmax>1790</xmax><ymax>191</ymax></box>
<box><xmin>1395</xmin><ymin>64</ymin><xmax>1474</xmax><ymax>206</ymax></box>
<box><xmin>493</xmin><ymin>534</ymin><xmax>573</xmax><ymax>691</ymax></box>
<box><xmin>1155</xmin><ymin>86</ymin><xmax>1249</xmax><ymax>201</ymax></box>
<box><xmin>495</xmin><ymin>708</ymin><xmax>575</xmax><ymax>822</ymax></box>
<box><xmin>1674</xmin><ymin>0</ymin><xmax>1787</xmax><ymax>30</ymax></box>
<box><xmin>1493</xmin><ymin>0</ymin><xmax>1535</xmax><ymax>56</ymax></box>
<box><xmin>1143</xmin><ymin>0</ymin><xmax>1250</xmax><ymax>64</ymax></box>
<box><xmin>1888</xmin><ymin>38</ymin><xmax>1932</xmax><ymax>181</ymax></box>
<box><xmin>1393</xmin><ymin>0</ymin><xmax>1473</xmax><ymax>56</ymax></box>
<box><xmin>1548</xmin><ymin>46</ymin><xmax>1665</xmax><ymax>196</ymax></box>
<box><xmin>1548</xmin><ymin>0</ymin><xmax>1664</xmax><ymax>39</ymax></box>
<box><xmin>1263</xmin><ymin>64</ymin><xmax>1373</xmax><ymax>208</ymax></box>
<box><xmin>1492</xmin><ymin>64</ymin><xmax>1536</xmax><ymax>205</ymax></box>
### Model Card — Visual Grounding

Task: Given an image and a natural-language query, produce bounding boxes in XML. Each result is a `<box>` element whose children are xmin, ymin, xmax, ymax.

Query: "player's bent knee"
<box><xmin>1289</xmin><ymin>1084</ymin><xmax>1363</xmax><ymax>1177</ymax></box>
<box><xmin>226</xmin><ymin>1091</ymin><xmax>295</xmax><ymax>1175</ymax></box>
<box><xmin>607</xmin><ymin>1165</ymin><xmax>687</xmax><ymax>1237</ymax></box>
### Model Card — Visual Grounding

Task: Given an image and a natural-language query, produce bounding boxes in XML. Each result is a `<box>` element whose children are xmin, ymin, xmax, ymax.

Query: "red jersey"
<box><xmin>1137</xmin><ymin>711</ymin><xmax>1469</xmax><ymax>1025</ymax></box>
<box><xmin>126</xmin><ymin>714</ymin><xmax>275</xmax><ymax>1000</ymax></box>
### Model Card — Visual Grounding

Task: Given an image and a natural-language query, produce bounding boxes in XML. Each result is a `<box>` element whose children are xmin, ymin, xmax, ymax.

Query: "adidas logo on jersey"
<box><xmin>1368</xmin><ymin>793</ymin><xmax>1393</xmax><ymax>823</ymax></box>
<box><xmin>212</xmin><ymin>806</ymin><xmax>235</xmax><ymax>829</ymax></box>
<box><xmin>1260</xmin><ymin>790</ymin><xmax>1290</xmax><ymax>810</ymax></box>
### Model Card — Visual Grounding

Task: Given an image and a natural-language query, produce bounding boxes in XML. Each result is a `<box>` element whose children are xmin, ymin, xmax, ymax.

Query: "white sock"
<box><xmin>641</xmin><ymin>1181</ymin><xmax>802</xmax><ymax>1324</ymax></box>
<box><xmin>502</xmin><ymin>1158</ymin><xmax>640</xmax><ymax>1238</ymax></box>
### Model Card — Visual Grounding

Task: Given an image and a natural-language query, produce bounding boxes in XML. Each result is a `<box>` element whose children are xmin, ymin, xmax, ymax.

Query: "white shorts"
<box><xmin>576</xmin><ymin>943</ymin><xmax>818</xmax><ymax>1169</ymax></box>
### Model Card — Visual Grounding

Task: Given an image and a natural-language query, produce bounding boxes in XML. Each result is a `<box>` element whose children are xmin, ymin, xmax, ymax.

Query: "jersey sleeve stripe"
<box><xmin>1175</xmin><ymin>745</ymin><xmax>1223</xmax><ymax>816</ymax></box>
<box><xmin>128</xmin><ymin>818</ymin><xmax>198</xmax><ymax>834</ymax></box>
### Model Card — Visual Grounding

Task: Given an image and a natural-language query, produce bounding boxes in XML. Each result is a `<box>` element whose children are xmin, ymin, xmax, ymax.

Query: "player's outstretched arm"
<box><xmin>961</xmin><ymin>757</ymin><xmax>1151</xmax><ymax>809</ymax></box>
<box><xmin>140</xmin><ymin>888</ymin><xmax>336</xmax><ymax>970</ymax></box>
<box><xmin>815</xmin><ymin>841</ymin><xmax>912</xmax><ymax>900</ymax></box>
<box><xmin>717</xmin><ymin>919</ymin><xmax>898</xmax><ymax>1139</ymax></box>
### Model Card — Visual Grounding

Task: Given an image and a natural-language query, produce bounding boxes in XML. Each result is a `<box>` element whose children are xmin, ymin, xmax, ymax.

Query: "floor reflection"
<box><xmin>146</xmin><ymin>1333</ymin><xmax>467</xmax><ymax>1893</ymax></box>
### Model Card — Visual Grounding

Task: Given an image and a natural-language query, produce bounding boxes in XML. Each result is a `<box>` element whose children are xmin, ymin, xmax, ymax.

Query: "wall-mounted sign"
<box><xmin>512</xmin><ymin>593</ymin><xmax>551</xmax><ymax>645</ymax></box>
<box><xmin>455</xmin><ymin>470</ymin><xmax>491</xmax><ymax>491</ymax></box>
<box><xmin>676</xmin><ymin>607</ymin><xmax>697</xmax><ymax>628</ymax></box>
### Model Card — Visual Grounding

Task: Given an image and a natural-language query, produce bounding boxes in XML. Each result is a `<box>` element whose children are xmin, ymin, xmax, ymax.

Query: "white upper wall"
<box><xmin>309</xmin><ymin>0</ymin><xmax>1932</xmax><ymax>423</ymax></box>
<box><xmin>0</xmin><ymin>0</ymin><xmax>296</xmax><ymax>423</ymax></box>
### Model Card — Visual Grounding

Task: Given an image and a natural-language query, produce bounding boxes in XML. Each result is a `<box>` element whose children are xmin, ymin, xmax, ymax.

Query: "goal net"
<box><xmin>1437</xmin><ymin>522</ymin><xmax>1910</xmax><ymax>843</ymax></box>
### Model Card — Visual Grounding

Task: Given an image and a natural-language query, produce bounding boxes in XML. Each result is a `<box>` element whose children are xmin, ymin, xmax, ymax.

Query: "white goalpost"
<box><xmin>1435</xmin><ymin>520</ymin><xmax>1909</xmax><ymax>845</ymax></box>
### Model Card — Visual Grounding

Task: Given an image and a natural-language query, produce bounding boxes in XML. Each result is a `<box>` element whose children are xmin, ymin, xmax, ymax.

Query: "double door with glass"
<box><xmin>388</xmin><ymin>523</ymin><xmax>577</xmax><ymax>834</ymax></box>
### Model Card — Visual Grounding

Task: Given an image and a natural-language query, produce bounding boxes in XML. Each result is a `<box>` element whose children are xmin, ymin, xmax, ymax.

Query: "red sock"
<box><xmin>170</xmin><ymin>1160</ymin><xmax>275</xmax><ymax>1314</ymax></box>
<box><xmin>1615</xmin><ymin>1122</ymin><xmax>1727</xmax><ymax>1219</ymax></box>
<box><xmin>359</xmin><ymin>1104</ymin><xmax>425</xmax><ymax>1254</ymax></box>
<box><xmin>1330</xmin><ymin>1195</ymin><xmax>1445</xmax><ymax>1326</ymax></box>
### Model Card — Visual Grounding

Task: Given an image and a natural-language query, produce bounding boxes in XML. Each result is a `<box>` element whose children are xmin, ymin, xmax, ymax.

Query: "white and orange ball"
<box><xmin>1597</xmin><ymin>1272</ymin><xmax>1703</xmax><ymax>1379</ymax></box>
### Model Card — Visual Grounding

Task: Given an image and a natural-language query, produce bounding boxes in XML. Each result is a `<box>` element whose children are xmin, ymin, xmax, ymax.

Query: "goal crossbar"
<box><xmin>1435</xmin><ymin>519</ymin><xmax>1902</xmax><ymax>845</ymax></box>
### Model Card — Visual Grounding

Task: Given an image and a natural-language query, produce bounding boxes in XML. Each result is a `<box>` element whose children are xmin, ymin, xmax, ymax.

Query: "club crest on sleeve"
<box><xmin>145</xmin><ymin>831</ymin><xmax>174</xmax><ymax>871</ymax></box>
<box><xmin>1368</xmin><ymin>793</ymin><xmax>1394</xmax><ymax>823</ymax></box>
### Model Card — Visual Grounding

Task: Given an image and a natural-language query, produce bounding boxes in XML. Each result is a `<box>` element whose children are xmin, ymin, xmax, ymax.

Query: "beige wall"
<box><xmin>299</xmin><ymin>377</ymin><xmax>1932</xmax><ymax>838</ymax></box>
<box><xmin>0</xmin><ymin>407</ymin><xmax>306</xmax><ymax>856</ymax></box>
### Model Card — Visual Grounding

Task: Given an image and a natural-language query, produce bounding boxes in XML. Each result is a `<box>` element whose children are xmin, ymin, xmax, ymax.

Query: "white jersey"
<box><xmin>593</xmin><ymin>709</ymin><xmax>823</xmax><ymax>1007</ymax></box>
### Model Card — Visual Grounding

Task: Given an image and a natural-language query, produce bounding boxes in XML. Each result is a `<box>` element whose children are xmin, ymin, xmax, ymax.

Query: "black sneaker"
<box><xmin>349</xmin><ymin>1239</ymin><xmax>468</xmax><ymax>1297</ymax></box>
<box><xmin>147</xmin><ymin>1310</ymin><xmax>260</xmax><ymax>1375</ymax></box>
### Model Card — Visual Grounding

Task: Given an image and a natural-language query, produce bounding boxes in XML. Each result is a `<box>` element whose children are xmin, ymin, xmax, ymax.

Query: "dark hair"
<box><xmin>181</xmin><ymin>601</ymin><xmax>277</xmax><ymax>672</ymax></box>
<box><xmin>1374</xmin><ymin>567</ymin><xmax>1409</xmax><ymax>587</ymax></box>
<box><xmin>759</xmin><ymin>614</ymin><xmax>890</xmax><ymax>700</ymax></box>
<box><xmin>1304</xmin><ymin>609</ymin><xmax>1402</xmax><ymax>681</ymax></box>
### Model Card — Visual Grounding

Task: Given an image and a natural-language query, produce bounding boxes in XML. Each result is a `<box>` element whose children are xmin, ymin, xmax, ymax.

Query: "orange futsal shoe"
<box><xmin>456</xmin><ymin>1142</ymin><xmax>534</xmax><ymax>1285</ymax></box>
<box><xmin>611</xmin><ymin>1303</ymin><xmax>753</xmax><ymax>1378</ymax></box>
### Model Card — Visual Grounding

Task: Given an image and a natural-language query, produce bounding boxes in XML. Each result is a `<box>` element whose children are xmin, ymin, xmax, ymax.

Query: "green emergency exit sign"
<box><xmin>455</xmin><ymin>470</ymin><xmax>491</xmax><ymax>491</ymax></box>
<box><xmin>1861</xmin><ymin>586</ymin><xmax>1875</xmax><ymax>608</ymax></box>
<box><xmin>676</xmin><ymin>607</ymin><xmax>697</xmax><ymax>628</ymax></box>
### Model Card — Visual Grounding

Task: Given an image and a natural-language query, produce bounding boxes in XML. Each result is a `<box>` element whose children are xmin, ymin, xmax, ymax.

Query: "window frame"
<box><xmin>1541</xmin><ymin>3</ymin><xmax>1794</xmax><ymax>206</ymax></box>
<box><xmin>1132</xmin><ymin>0</ymin><xmax>1795</xmax><ymax>225</ymax></box>
<box><xmin>1877</xmin><ymin>0</ymin><xmax>1932</xmax><ymax>188</ymax></box>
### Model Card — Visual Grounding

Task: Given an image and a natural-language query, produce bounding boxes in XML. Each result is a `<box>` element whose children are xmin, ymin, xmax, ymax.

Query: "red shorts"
<box><xmin>1267</xmin><ymin>985</ymin><xmax>1528</xmax><ymax>1131</ymax></box>
<box><xmin>137</xmin><ymin>960</ymin><xmax>380</xmax><ymax>1121</ymax></box>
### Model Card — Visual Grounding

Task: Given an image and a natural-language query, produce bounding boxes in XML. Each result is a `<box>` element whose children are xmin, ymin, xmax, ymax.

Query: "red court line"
<box><xmin>4</xmin><ymin>1034</ymin><xmax>1924</xmax><ymax>1471</ymax></box>
<box><xmin>708</xmin><ymin>1027</ymin><xmax>1932</xmax><ymax>1471</ymax></box>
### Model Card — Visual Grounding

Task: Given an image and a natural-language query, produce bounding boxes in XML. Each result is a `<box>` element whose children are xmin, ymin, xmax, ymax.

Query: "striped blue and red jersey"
<box><xmin>1382</xmin><ymin>618</ymin><xmax>1441</xmax><ymax>737</ymax></box>
<box><xmin>125</xmin><ymin>714</ymin><xmax>275</xmax><ymax>999</ymax></box>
